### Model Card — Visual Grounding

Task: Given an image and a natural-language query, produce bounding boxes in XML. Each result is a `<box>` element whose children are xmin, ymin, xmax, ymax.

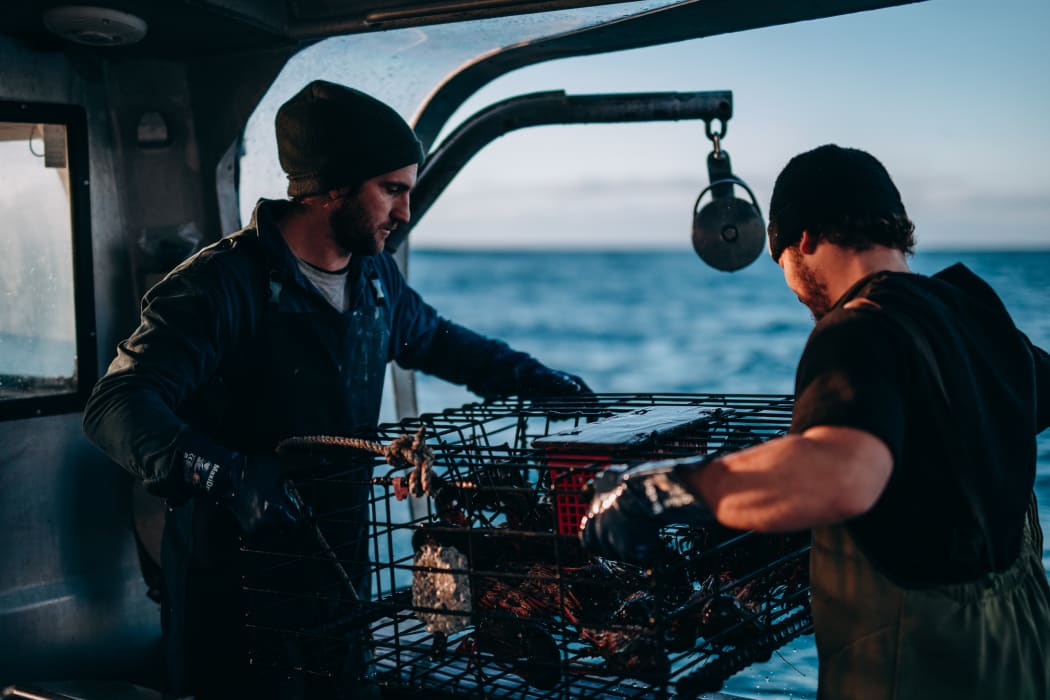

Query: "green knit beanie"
<box><xmin>275</xmin><ymin>80</ymin><xmax>425</xmax><ymax>198</ymax></box>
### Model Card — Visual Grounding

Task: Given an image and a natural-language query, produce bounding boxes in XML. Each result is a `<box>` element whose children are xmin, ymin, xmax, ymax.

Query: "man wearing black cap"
<box><xmin>83</xmin><ymin>80</ymin><xmax>591</xmax><ymax>699</ymax></box>
<box><xmin>581</xmin><ymin>145</ymin><xmax>1050</xmax><ymax>698</ymax></box>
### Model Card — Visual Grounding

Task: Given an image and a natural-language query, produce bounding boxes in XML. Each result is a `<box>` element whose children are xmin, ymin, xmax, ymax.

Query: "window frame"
<box><xmin>0</xmin><ymin>101</ymin><xmax>96</xmax><ymax>421</ymax></box>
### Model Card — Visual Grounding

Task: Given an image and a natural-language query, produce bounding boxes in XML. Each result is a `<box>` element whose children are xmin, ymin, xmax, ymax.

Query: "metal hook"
<box><xmin>705</xmin><ymin>117</ymin><xmax>728</xmax><ymax>145</ymax></box>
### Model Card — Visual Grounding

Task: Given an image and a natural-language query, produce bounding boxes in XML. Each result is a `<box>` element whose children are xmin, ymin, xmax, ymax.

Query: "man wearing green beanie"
<box><xmin>84</xmin><ymin>80</ymin><xmax>592</xmax><ymax>699</ymax></box>
<box><xmin>582</xmin><ymin>145</ymin><xmax>1050</xmax><ymax>698</ymax></box>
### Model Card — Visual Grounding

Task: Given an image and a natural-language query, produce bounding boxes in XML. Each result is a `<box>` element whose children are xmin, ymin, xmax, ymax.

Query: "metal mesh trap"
<box><xmin>243</xmin><ymin>393</ymin><xmax>811</xmax><ymax>699</ymax></box>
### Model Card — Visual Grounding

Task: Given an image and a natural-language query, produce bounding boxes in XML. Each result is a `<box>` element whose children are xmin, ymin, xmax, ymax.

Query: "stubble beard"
<box><xmin>329</xmin><ymin>199</ymin><xmax>385</xmax><ymax>256</ymax></box>
<box><xmin>790</xmin><ymin>250</ymin><xmax>834</xmax><ymax>321</ymax></box>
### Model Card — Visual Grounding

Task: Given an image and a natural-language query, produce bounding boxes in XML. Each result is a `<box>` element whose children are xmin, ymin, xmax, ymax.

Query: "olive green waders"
<box><xmin>811</xmin><ymin>498</ymin><xmax>1050</xmax><ymax>699</ymax></box>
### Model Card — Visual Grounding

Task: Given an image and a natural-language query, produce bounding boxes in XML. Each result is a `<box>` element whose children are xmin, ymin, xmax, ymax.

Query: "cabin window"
<box><xmin>0</xmin><ymin>103</ymin><xmax>94</xmax><ymax>420</ymax></box>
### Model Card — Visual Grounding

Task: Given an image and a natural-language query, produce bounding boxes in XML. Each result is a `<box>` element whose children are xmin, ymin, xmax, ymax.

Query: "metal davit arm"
<box><xmin>387</xmin><ymin>89</ymin><xmax>731</xmax><ymax>432</ymax></box>
<box><xmin>387</xmin><ymin>89</ymin><xmax>731</xmax><ymax>252</ymax></box>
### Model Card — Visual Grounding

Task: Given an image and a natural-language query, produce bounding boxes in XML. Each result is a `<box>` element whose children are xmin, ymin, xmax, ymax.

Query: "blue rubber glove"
<box><xmin>579</xmin><ymin>455</ymin><xmax>714</xmax><ymax>563</ymax></box>
<box><xmin>181</xmin><ymin>433</ymin><xmax>305</xmax><ymax>536</ymax></box>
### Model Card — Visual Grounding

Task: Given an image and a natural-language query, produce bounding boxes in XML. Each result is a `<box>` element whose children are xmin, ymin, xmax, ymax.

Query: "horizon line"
<box><xmin>406</xmin><ymin>245</ymin><xmax>1050</xmax><ymax>253</ymax></box>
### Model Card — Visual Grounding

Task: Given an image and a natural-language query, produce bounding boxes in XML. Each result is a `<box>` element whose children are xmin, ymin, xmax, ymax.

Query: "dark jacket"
<box><xmin>84</xmin><ymin>199</ymin><xmax>555</xmax><ymax>496</ymax></box>
<box><xmin>82</xmin><ymin>199</ymin><xmax>565</xmax><ymax>697</ymax></box>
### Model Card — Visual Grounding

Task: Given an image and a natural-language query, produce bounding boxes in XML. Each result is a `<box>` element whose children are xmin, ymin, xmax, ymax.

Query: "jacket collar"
<box><xmin>245</xmin><ymin>198</ymin><xmax>367</xmax><ymax>306</ymax></box>
<box><xmin>247</xmin><ymin>199</ymin><xmax>301</xmax><ymax>281</ymax></box>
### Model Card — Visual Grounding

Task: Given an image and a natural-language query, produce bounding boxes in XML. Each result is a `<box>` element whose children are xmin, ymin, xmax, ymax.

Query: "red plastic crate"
<box><xmin>546</xmin><ymin>454</ymin><xmax>611</xmax><ymax>535</ymax></box>
<box><xmin>536</xmin><ymin>405</ymin><xmax>722</xmax><ymax>535</ymax></box>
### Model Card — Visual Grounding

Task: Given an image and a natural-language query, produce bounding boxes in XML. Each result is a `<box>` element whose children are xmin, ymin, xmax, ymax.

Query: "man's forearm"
<box><xmin>409</xmin><ymin>320</ymin><xmax>543</xmax><ymax>399</ymax></box>
<box><xmin>689</xmin><ymin>426</ymin><xmax>893</xmax><ymax>533</ymax></box>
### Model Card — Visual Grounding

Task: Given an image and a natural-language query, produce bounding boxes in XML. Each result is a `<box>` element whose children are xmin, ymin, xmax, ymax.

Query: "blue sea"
<box><xmin>406</xmin><ymin>249</ymin><xmax>1050</xmax><ymax>700</ymax></box>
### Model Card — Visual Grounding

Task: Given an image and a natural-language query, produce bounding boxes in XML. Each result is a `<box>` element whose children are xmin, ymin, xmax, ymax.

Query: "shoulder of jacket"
<box><xmin>818</xmin><ymin>294</ymin><xmax>890</xmax><ymax>336</ymax></box>
<box><xmin>150</xmin><ymin>231</ymin><xmax>270</xmax><ymax>305</ymax></box>
<box><xmin>843</xmin><ymin>297</ymin><xmax>882</xmax><ymax>312</ymax></box>
<box><xmin>178</xmin><ymin>231</ymin><xmax>266</xmax><ymax>274</ymax></box>
<box><xmin>836</xmin><ymin>271</ymin><xmax>923</xmax><ymax>317</ymax></box>
<box><xmin>822</xmin><ymin>286</ymin><xmax>922</xmax><ymax>353</ymax></box>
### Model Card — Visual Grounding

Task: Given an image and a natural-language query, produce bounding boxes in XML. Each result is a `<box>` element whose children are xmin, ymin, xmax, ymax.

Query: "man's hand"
<box><xmin>182</xmin><ymin>438</ymin><xmax>305</xmax><ymax>535</ymax></box>
<box><xmin>519</xmin><ymin>366</ymin><xmax>595</xmax><ymax>400</ymax></box>
<box><xmin>579</xmin><ymin>455</ymin><xmax>713</xmax><ymax>563</ymax></box>
<box><xmin>219</xmin><ymin>455</ymin><xmax>307</xmax><ymax>535</ymax></box>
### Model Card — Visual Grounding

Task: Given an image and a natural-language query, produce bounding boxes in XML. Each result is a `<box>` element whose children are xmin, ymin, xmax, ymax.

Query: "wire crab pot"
<box><xmin>242</xmin><ymin>393</ymin><xmax>811</xmax><ymax>699</ymax></box>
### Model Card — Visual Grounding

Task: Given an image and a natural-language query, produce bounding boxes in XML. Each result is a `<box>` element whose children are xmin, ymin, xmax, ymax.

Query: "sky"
<box><xmin>240</xmin><ymin>0</ymin><xmax>1050</xmax><ymax>251</ymax></box>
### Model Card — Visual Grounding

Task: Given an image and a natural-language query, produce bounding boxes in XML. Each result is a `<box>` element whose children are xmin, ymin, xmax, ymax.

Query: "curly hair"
<box><xmin>807</xmin><ymin>212</ymin><xmax>916</xmax><ymax>256</ymax></box>
<box><xmin>767</xmin><ymin>145</ymin><xmax>916</xmax><ymax>261</ymax></box>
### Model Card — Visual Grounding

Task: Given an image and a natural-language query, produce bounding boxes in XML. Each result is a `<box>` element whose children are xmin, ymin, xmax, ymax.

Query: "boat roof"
<box><xmin>6</xmin><ymin>1</ymin><xmax>921</xmax><ymax>61</ymax></box>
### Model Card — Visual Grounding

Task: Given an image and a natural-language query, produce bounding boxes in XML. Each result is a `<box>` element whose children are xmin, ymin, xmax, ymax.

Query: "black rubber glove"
<box><xmin>518</xmin><ymin>365</ymin><xmax>595</xmax><ymax>400</ymax></box>
<box><xmin>579</xmin><ymin>455</ymin><xmax>713</xmax><ymax>563</ymax></box>
<box><xmin>180</xmin><ymin>433</ymin><xmax>305</xmax><ymax>536</ymax></box>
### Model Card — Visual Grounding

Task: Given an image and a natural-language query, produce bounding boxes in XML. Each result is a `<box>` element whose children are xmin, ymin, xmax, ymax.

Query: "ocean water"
<box><xmin>406</xmin><ymin>248</ymin><xmax>1050</xmax><ymax>700</ymax></box>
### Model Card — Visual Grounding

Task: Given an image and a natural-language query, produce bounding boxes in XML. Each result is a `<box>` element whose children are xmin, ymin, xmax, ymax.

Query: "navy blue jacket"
<box><xmin>82</xmin><ymin>199</ymin><xmax>571</xmax><ymax>696</ymax></box>
<box><xmin>84</xmin><ymin>199</ymin><xmax>555</xmax><ymax>497</ymax></box>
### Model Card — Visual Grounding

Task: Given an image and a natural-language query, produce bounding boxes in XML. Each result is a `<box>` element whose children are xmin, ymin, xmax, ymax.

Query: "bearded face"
<box><xmin>329</xmin><ymin>193</ymin><xmax>386</xmax><ymax>255</ymax></box>
<box><xmin>327</xmin><ymin>164</ymin><xmax>416</xmax><ymax>256</ymax></box>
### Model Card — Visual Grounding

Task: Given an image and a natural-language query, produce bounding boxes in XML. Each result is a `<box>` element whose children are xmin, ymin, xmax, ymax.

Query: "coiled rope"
<box><xmin>277</xmin><ymin>425</ymin><xmax>436</xmax><ymax>496</ymax></box>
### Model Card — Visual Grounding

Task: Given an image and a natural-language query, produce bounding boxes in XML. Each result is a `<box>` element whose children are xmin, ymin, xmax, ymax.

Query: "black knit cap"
<box><xmin>767</xmin><ymin>144</ymin><xmax>907</xmax><ymax>262</ymax></box>
<box><xmin>276</xmin><ymin>80</ymin><xmax>425</xmax><ymax>198</ymax></box>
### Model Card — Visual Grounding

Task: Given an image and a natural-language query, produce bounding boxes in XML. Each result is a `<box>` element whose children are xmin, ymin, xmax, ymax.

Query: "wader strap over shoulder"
<box><xmin>365</xmin><ymin>263</ymin><xmax>387</xmax><ymax>307</ymax></box>
<box><xmin>854</xmin><ymin>298</ymin><xmax>999</xmax><ymax>572</ymax></box>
